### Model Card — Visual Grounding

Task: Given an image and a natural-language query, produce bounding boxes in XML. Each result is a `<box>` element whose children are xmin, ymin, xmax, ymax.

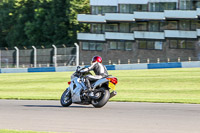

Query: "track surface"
<box><xmin>0</xmin><ymin>100</ymin><xmax>200</xmax><ymax>133</ymax></box>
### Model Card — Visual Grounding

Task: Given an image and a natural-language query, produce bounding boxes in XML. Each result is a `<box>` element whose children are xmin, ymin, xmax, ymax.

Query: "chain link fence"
<box><xmin>0</xmin><ymin>46</ymin><xmax>76</xmax><ymax>68</ymax></box>
<box><xmin>1</xmin><ymin>46</ymin><xmax>200</xmax><ymax>68</ymax></box>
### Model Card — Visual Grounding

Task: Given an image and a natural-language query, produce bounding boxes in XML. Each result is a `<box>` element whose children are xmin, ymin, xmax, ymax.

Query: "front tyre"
<box><xmin>60</xmin><ymin>88</ymin><xmax>72</xmax><ymax>107</ymax></box>
<box><xmin>92</xmin><ymin>88</ymin><xmax>110</xmax><ymax>108</ymax></box>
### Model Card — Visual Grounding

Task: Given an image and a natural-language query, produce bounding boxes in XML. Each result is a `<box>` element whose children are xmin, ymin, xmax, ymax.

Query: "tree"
<box><xmin>70</xmin><ymin>0</ymin><xmax>90</xmax><ymax>44</ymax></box>
<box><xmin>0</xmin><ymin>0</ymin><xmax>90</xmax><ymax>48</ymax></box>
<box><xmin>0</xmin><ymin>0</ymin><xmax>14</xmax><ymax>47</ymax></box>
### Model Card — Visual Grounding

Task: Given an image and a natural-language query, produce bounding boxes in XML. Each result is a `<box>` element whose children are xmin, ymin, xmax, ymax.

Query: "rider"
<box><xmin>80</xmin><ymin>56</ymin><xmax>108</xmax><ymax>96</ymax></box>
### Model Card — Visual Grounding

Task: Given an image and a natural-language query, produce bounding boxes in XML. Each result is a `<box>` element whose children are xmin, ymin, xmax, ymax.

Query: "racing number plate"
<box><xmin>108</xmin><ymin>82</ymin><xmax>115</xmax><ymax>90</ymax></box>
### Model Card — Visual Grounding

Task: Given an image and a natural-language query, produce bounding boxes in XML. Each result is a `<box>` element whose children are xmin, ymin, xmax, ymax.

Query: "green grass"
<box><xmin>0</xmin><ymin>68</ymin><xmax>200</xmax><ymax>104</ymax></box>
<box><xmin>0</xmin><ymin>129</ymin><xmax>56</xmax><ymax>133</ymax></box>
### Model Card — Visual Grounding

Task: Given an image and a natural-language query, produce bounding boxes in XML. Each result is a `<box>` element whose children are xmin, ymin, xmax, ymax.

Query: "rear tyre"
<box><xmin>60</xmin><ymin>88</ymin><xmax>72</xmax><ymax>107</ymax></box>
<box><xmin>91</xmin><ymin>87</ymin><xmax>110</xmax><ymax>108</ymax></box>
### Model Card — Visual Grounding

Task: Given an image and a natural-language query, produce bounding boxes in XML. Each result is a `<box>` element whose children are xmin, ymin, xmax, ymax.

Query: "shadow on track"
<box><xmin>23</xmin><ymin>105</ymin><xmax>93</xmax><ymax>108</ymax></box>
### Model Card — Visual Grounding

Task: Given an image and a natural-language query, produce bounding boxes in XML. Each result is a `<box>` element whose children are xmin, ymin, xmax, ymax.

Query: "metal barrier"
<box><xmin>0</xmin><ymin>45</ymin><xmax>76</xmax><ymax>68</ymax></box>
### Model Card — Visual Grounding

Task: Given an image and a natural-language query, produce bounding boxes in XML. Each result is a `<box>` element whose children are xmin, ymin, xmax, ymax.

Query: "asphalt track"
<box><xmin>0</xmin><ymin>100</ymin><xmax>200</xmax><ymax>133</ymax></box>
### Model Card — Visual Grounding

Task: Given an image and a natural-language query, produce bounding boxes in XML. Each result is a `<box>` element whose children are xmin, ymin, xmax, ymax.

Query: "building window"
<box><xmin>125</xmin><ymin>42</ymin><xmax>132</xmax><ymax>50</ymax></box>
<box><xmin>149</xmin><ymin>2</ymin><xmax>176</xmax><ymax>12</ymax></box>
<box><xmin>118</xmin><ymin>42</ymin><xmax>125</xmax><ymax>50</ymax></box>
<box><xmin>178</xmin><ymin>40</ymin><xmax>186</xmax><ymax>49</ymax></box>
<box><xmin>178</xmin><ymin>20</ymin><xmax>198</xmax><ymax>31</ymax></box>
<box><xmin>119</xmin><ymin>4</ymin><xmax>147</xmax><ymax>13</ymax></box>
<box><xmin>138</xmin><ymin>41</ymin><xmax>147</xmax><ymax>49</ymax></box>
<box><xmin>105</xmin><ymin>24</ymin><xmax>118</xmax><ymax>32</ymax></box>
<box><xmin>82</xmin><ymin>42</ymin><xmax>89</xmax><ymax>50</ymax></box>
<box><xmin>90</xmin><ymin>42</ymin><xmax>96</xmax><ymax>50</ymax></box>
<box><xmin>96</xmin><ymin>43</ymin><xmax>103</xmax><ymax>51</ymax></box>
<box><xmin>119</xmin><ymin>4</ymin><xmax>130</xmax><ymax>13</ymax></box>
<box><xmin>102</xmin><ymin>6</ymin><xmax>117</xmax><ymax>14</ymax></box>
<box><xmin>109</xmin><ymin>41</ymin><xmax>132</xmax><ymax>50</ymax></box>
<box><xmin>91</xmin><ymin>24</ymin><xmax>103</xmax><ymax>34</ymax></box>
<box><xmin>138</xmin><ymin>41</ymin><xmax>163</xmax><ymax>50</ymax></box>
<box><xmin>91</xmin><ymin>6</ymin><xmax>117</xmax><ymax>15</ymax></box>
<box><xmin>167</xmin><ymin>21</ymin><xmax>178</xmax><ymax>30</ymax></box>
<box><xmin>169</xmin><ymin>40</ymin><xmax>177</xmax><ymax>49</ymax></box>
<box><xmin>138</xmin><ymin>22</ymin><xmax>148</xmax><ymax>31</ymax></box>
<box><xmin>109</xmin><ymin>41</ymin><xmax>117</xmax><ymax>49</ymax></box>
<box><xmin>197</xmin><ymin>21</ymin><xmax>200</xmax><ymax>29</ymax></box>
<box><xmin>180</xmin><ymin>0</ymin><xmax>192</xmax><ymax>10</ymax></box>
<box><xmin>155</xmin><ymin>42</ymin><xmax>163</xmax><ymax>50</ymax></box>
<box><xmin>147</xmin><ymin>41</ymin><xmax>155</xmax><ymax>49</ymax></box>
<box><xmin>149</xmin><ymin>3</ymin><xmax>160</xmax><ymax>12</ymax></box>
<box><xmin>169</xmin><ymin>39</ymin><xmax>195</xmax><ymax>49</ymax></box>
<box><xmin>82</xmin><ymin>42</ymin><xmax>104</xmax><ymax>51</ymax></box>
<box><xmin>160</xmin><ymin>21</ymin><xmax>168</xmax><ymax>31</ymax></box>
<box><xmin>196</xmin><ymin>1</ymin><xmax>200</xmax><ymax>8</ymax></box>
<box><xmin>187</xmin><ymin>40</ymin><xmax>195</xmax><ymax>49</ymax></box>
<box><xmin>131</xmin><ymin>22</ymin><xmax>147</xmax><ymax>31</ymax></box>
<box><xmin>149</xmin><ymin>21</ymin><xmax>160</xmax><ymax>32</ymax></box>
<box><xmin>91</xmin><ymin>6</ymin><xmax>102</xmax><ymax>15</ymax></box>
<box><xmin>180</xmin><ymin>0</ymin><xmax>200</xmax><ymax>10</ymax></box>
<box><xmin>179</xmin><ymin>20</ymin><xmax>190</xmax><ymax>31</ymax></box>
<box><xmin>191</xmin><ymin>20</ymin><xmax>197</xmax><ymax>30</ymax></box>
<box><xmin>120</xmin><ymin>23</ymin><xmax>130</xmax><ymax>33</ymax></box>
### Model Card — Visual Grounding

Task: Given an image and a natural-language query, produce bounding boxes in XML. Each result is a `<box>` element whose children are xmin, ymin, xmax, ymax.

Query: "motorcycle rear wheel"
<box><xmin>91</xmin><ymin>87</ymin><xmax>110</xmax><ymax>108</ymax></box>
<box><xmin>60</xmin><ymin>88</ymin><xmax>72</xmax><ymax>107</ymax></box>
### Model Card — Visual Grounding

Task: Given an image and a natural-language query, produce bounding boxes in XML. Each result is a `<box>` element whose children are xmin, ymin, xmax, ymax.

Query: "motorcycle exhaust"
<box><xmin>110</xmin><ymin>91</ymin><xmax>117</xmax><ymax>99</ymax></box>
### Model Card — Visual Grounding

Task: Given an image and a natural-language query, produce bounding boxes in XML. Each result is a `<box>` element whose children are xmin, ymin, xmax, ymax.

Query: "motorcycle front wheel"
<box><xmin>60</xmin><ymin>88</ymin><xmax>72</xmax><ymax>107</ymax></box>
<box><xmin>91</xmin><ymin>87</ymin><xmax>110</xmax><ymax>108</ymax></box>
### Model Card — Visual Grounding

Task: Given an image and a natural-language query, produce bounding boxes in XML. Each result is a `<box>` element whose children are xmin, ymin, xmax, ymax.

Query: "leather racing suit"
<box><xmin>80</xmin><ymin>62</ymin><xmax>108</xmax><ymax>90</ymax></box>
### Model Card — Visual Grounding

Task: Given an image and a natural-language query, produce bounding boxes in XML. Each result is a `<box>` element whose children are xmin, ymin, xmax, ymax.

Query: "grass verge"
<box><xmin>0</xmin><ymin>68</ymin><xmax>200</xmax><ymax>104</ymax></box>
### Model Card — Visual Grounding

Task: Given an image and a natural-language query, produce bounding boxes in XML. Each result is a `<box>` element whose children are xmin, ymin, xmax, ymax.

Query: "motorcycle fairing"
<box><xmin>92</xmin><ymin>78</ymin><xmax>109</xmax><ymax>90</ymax></box>
<box><xmin>70</xmin><ymin>77</ymin><xmax>82</xmax><ymax>103</ymax></box>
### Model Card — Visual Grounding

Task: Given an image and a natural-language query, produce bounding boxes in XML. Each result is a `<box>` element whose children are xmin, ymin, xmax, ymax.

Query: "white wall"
<box><xmin>1</xmin><ymin>68</ymin><xmax>28</xmax><ymax>73</ymax></box>
<box><xmin>105</xmin><ymin>32</ymin><xmax>135</xmax><ymax>40</ymax></box>
<box><xmin>105</xmin><ymin>13</ymin><xmax>134</xmax><ymax>21</ymax></box>
<box><xmin>165</xmin><ymin>10</ymin><xmax>197</xmax><ymax>19</ymax></box>
<box><xmin>56</xmin><ymin>66</ymin><xmax>77</xmax><ymax>72</ymax></box>
<box><xmin>77</xmin><ymin>33</ymin><xmax>105</xmax><ymax>41</ymax></box>
<box><xmin>90</xmin><ymin>0</ymin><xmax>118</xmax><ymax>6</ymax></box>
<box><xmin>134</xmin><ymin>31</ymin><xmax>165</xmax><ymax>39</ymax></box>
<box><xmin>134</xmin><ymin>12</ymin><xmax>164</xmax><ymax>20</ymax></box>
<box><xmin>182</xmin><ymin>62</ymin><xmax>200</xmax><ymax>68</ymax></box>
<box><xmin>118</xmin><ymin>0</ymin><xmax>148</xmax><ymax>4</ymax></box>
<box><xmin>164</xmin><ymin>30</ymin><xmax>197</xmax><ymax>38</ymax></box>
<box><xmin>78</xmin><ymin>14</ymin><xmax>105</xmax><ymax>23</ymax></box>
<box><xmin>115</xmin><ymin>64</ymin><xmax>148</xmax><ymax>70</ymax></box>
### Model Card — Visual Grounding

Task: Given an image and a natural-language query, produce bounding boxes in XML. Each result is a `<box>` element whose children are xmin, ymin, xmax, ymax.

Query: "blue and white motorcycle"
<box><xmin>60</xmin><ymin>66</ymin><xmax>118</xmax><ymax>108</ymax></box>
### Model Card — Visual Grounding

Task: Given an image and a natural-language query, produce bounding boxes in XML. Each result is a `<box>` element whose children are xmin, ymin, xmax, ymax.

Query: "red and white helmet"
<box><xmin>92</xmin><ymin>56</ymin><xmax>102</xmax><ymax>63</ymax></box>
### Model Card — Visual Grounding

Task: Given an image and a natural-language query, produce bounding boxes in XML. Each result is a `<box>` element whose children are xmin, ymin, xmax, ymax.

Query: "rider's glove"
<box><xmin>80</xmin><ymin>68</ymin><xmax>89</xmax><ymax>73</ymax></box>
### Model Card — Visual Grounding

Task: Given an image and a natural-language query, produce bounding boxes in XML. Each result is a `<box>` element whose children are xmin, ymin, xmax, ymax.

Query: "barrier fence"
<box><xmin>0</xmin><ymin>45</ymin><xmax>76</xmax><ymax>68</ymax></box>
<box><xmin>0</xmin><ymin>45</ymin><xmax>200</xmax><ymax>68</ymax></box>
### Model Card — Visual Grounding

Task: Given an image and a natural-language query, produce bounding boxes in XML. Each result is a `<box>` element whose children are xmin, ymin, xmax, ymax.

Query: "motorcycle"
<box><xmin>60</xmin><ymin>66</ymin><xmax>118</xmax><ymax>108</ymax></box>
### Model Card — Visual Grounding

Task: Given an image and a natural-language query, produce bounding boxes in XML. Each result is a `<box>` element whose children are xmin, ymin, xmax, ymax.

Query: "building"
<box><xmin>77</xmin><ymin>0</ymin><xmax>200</xmax><ymax>65</ymax></box>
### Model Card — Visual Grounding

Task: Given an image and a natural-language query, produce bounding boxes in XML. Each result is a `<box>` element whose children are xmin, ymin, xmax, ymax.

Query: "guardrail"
<box><xmin>1</xmin><ymin>61</ymin><xmax>200</xmax><ymax>74</ymax></box>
